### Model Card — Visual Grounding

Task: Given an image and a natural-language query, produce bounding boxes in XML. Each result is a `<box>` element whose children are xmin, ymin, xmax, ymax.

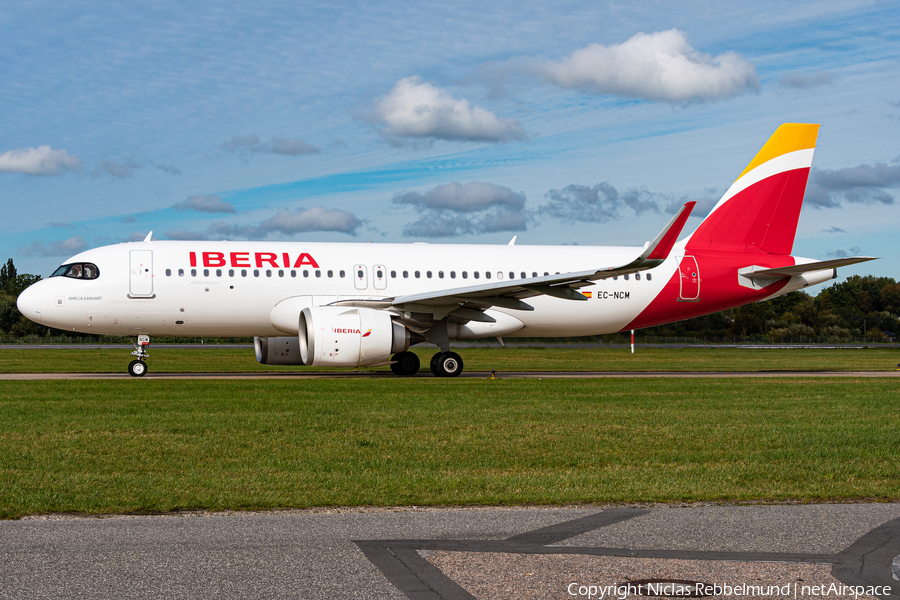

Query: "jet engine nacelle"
<box><xmin>255</xmin><ymin>307</ymin><xmax>411</xmax><ymax>367</ymax></box>
<box><xmin>299</xmin><ymin>306</ymin><xmax>409</xmax><ymax>367</ymax></box>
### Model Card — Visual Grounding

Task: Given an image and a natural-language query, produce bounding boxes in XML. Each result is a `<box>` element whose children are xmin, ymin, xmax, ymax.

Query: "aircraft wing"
<box><xmin>386</xmin><ymin>202</ymin><xmax>696</xmax><ymax>322</ymax></box>
<box><xmin>746</xmin><ymin>256</ymin><xmax>878</xmax><ymax>279</ymax></box>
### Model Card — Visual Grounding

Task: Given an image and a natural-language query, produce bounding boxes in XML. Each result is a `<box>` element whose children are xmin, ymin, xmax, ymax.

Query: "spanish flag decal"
<box><xmin>583</xmin><ymin>291</ymin><xmax>592</xmax><ymax>298</ymax></box>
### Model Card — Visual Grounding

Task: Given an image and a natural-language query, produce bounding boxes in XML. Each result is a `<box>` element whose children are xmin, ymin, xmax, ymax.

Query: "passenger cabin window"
<box><xmin>327</xmin><ymin>270</ymin><xmax>333</xmax><ymax>278</ymax></box>
<box><xmin>510</xmin><ymin>272</ymin><xmax>515</xmax><ymax>279</ymax></box>
<box><xmin>51</xmin><ymin>263</ymin><xmax>101</xmax><ymax>280</ymax></box>
<box><xmin>191</xmin><ymin>269</ymin><xmax>197</xmax><ymax>277</ymax></box>
<box><xmin>450</xmin><ymin>271</ymin><xmax>456</xmax><ymax>279</ymax></box>
<box><xmin>241</xmin><ymin>269</ymin><xmax>247</xmax><ymax>277</ymax></box>
<box><xmin>426</xmin><ymin>271</ymin><xmax>431</xmax><ymax>278</ymax></box>
<box><xmin>303</xmin><ymin>270</ymin><xmax>309</xmax><ymax>277</ymax></box>
<box><xmin>340</xmin><ymin>270</ymin><xmax>346</xmax><ymax>278</ymax></box>
<box><xmin>165</xmin><ymin>269</ymin><xmax>171</xmax><ymax>276</ymax></box>
<box><xmin>462</xmin><ymin>271</ymin><xmax>468</xmax><ymax>279</ymax></box>
<box><xmin>438</xmin><ymin>271</ymin><xmax>444</xmax><ymax>279</ymax></box>
<box><xmin>279</xmin><ymin>269</ymin><xmax>285</xmax><ymax>277</ymax></box>
<box><xmin>532</xmin><ymin>272</ymin><xmax>538</xmax><ymax>278</ymax></box>
<box><xmin>178</xmin><ymin>269</ymin><xmax>184</xmax><ymax>277</ymax></box>
<box><xmin>635</xmin><ymin>273</ymin><xmax>641</xmax><ymax>280</ymax></box>
<box><xmin>229</xmin><ymin>269</ymin><xmax>235</xmax><ymax>277</ymax></box>
<box><xmin>403</xmin><ymin>271</ymin><xmax>408</xmax><ymax>278</ymax></box>
<box><xmin>415</xmin><ymin>271</ymin><xmax>420</xmax><ymax>278</ymax></box>
<box><xmin>485</xmin><ymin>272</ymin><xmax>491</xmax><ymax>280</ymax></box>
<box><xmin>254</xmin><ymin>269</ymin><xmax>260</xmax><ymax>277</ymax></box>
<box><xmin>315</xmin><ymin>270</ymin><xmax>321</xmax><ymax>277</ymax></box>
<box><xmin>647</xmin><ymin>273</ymin><xmax>652</xmax><ymax>281</ymax></box>
<box><xmin>624</xmin><ymin>274</ymin><xmax>629</xmax><ymax>280</ymax></box>
<box><xmin>203</xmin><ymin>269</ymin><xmax>210</xmax><ymax>277</ymax></box>
<box><xmin>391</xmin><ymin>270</ymin><xmax>397</xmax><ymax>278</ymax></box>
<box><xmin>474</xmin><ymin>272</ymin><xmax>480</xmax><ymax>279</ymax></box>
<box><xmin>520</xmin><ymin>272</ymin><xmax>526</xmax><ymax>279</ymax></box>
<box><xmin>216</xmin><ymin>269</ymin><xmax>222</xmax><ymax>277</ymax></box>
<box><xmin>266</xmin><ymin>270</ymin><xmax>272</xmax><ymax>277</ymax></box>
<box><xmin>291</xmin><ymin>270</ymin><xmax>297</xmax><ymax>277</ymax></box>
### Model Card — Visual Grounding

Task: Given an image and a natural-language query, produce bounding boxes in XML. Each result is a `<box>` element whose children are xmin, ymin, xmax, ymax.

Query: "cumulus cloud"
<box><xmin>827</xmin><ymin>246</ymin><xmax>863</xmax><ymax>259</ymax></box>
<box><xmin>664</xmin><ymin>188</ymin><xmax>721</xmax><ymax>218</ymax></box>
<box><xmin>156</xmin><ymin>163</ymin><xmax>182</xmax><ymax>175</ymax></box>
<box><xmin>822</xmin><ymin>226</ymin><xmax>847</xmax><ymax>233</ymax></box>
<box><xmin>778</xmin><ymin>71</ymin><xmax>834</xmax><ymax>89</ymax></box>
<box><xmin>173</xmin><ymin>194</ymin><xmax>236</xmax><ymax>214</ymax></box>
<box><xmin>169</xmin><ymin>207</ymin><xmax>363</xmax><ymax>241</ymax></box>
<box><xmin>222</xmin><ymin>135</ymin><xmax>321</xmax><ymax>156</ymax></box>
<box><xmin>93</xmin><ymin>158</ymin><xmax>141</xmax><ymax>178</ymax></box>
<box><xmin>394</xmin><ymin>182</ymin><xmax>529</xmax><ymax>238</ymax></box>
<box><xmin>540</xmin><ymin>182</ymin><xmax>662</xmax><ymax>223</ymax></box>
<box><xmin>805</xmin><ymin>161</ymin><xmax>900</xmax><ymax>209</ymax></box>
<box><xmin>394</xmin><ymin>181</ymin><xmax>526</xmax><ymax>212</ymax></box>
<box><xmin>257</xmin><ymin>207</ymin><xmax>361</xmax><ymax>235</ymax></box>
<box><xmin>17</xmin><ymin>236</ymin><xmax>89</xmax><ymax>257</ymax></box>
<box><xmin>537</xmin><ymin>29</ymin><xmax>759</xmax><ymax>102</ymax></box>
<box><xmin>0</xmin><ymin>146</ymin><xmax>81</xmax><ymax>175</ymax></box>
<box><xmin>373</xmin><ymin>76</ymin><xmax>528</xmax><ymax>144</ymax></box>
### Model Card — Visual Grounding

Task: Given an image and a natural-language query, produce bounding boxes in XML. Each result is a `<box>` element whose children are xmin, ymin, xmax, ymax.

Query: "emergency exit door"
<box><xmin>129</xmin><ymin>250</ymin><xmax>154</xmax><ymax>297</ymax></box>
<box><xmin>678</xmin><ymin>255</ymin><xmax>700</xmax><ymax>302</ymax></box>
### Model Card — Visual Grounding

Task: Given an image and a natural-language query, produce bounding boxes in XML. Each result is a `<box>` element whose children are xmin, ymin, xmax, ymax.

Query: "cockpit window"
<box><xmin>51</xmin><ymin>263</ymin><xmax>100</xmax><ymax>280</ymax></box>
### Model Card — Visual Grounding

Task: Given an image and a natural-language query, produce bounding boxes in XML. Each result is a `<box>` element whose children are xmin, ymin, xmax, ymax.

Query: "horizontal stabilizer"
<box><xmin>748</xmin><ymin>256</ymin><xmax>878</xmax><ymax>279</ymax></box>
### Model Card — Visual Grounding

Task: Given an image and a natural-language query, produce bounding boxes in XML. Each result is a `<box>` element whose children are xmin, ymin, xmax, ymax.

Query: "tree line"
<box><xmin>1</xmin><ymin>258</ymin><xmax>897</xmax><ymax>343</ymax></box>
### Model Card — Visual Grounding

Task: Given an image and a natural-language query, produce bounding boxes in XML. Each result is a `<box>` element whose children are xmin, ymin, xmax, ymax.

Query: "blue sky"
<box><xmin>2</xmin><ymin>0</ymin><xmax>898</xmax><ymax>291</ymax></box>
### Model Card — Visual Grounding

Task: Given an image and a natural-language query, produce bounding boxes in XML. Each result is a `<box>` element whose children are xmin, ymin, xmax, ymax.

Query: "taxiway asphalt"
<box><xmin>2</xmin><ymin>504</ymin><xmax>899</xmax><ymax>600</ymax></box>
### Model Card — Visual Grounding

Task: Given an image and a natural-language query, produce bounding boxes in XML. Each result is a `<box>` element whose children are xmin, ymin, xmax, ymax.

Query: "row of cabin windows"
<box><xmin>164</xmin><ymin>268</ymin><xmax>344</xmax><ymax>278</ymax></box>
<box><xmin>163</xmin><ymin>268</ymin><xmax>652</xmax><ymax>282</ymax></box>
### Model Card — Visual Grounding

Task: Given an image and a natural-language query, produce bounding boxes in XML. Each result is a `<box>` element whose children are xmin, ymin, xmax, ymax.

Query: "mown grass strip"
<box><xmin>1</xmin><ymin>378</ymin><xmax>897</xmax><ymax>518</ymax></box>
<box><xmin>1</xmin><ymin>346</ymin><xmax>898</xmax><ymax>373</ymax></box>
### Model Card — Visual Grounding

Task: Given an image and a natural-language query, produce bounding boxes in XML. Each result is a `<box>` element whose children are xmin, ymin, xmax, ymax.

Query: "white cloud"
<box><xmin>537</xmin><ymin>30</ymin><xmax>759</xmax><ymax>102</ymax></box>
<box><xmin>373</xmin><ymin>76</ymin><xmax>528</xmax><ymax>143</ymax></box>
<box><xmin>393</xmin><ymin>182</ymin><xmax>525</xmax><ymax>212</ymax></box>
<box><xmin>394</xmin><ymin>181</ymin><xmax>529</xmax><ymax>237</ymax></box>
<box><xmin>173</xmin><ymin>194</ymin><xmax>236</xmax><ymax>213</ymax></box>
<box><xmin>93</xmin><ymin>158</ymin><xmax>141</xmax><ymax>178</ymax></box>
<box><xmin>17</xmin><ymin>236</ymin><xmax>89</xmax><ymax>257</ymax></box>
<box><xmin>258</xmin><ymin>207</ymin><xmax>361</xmax><ymax>235</ymax></box>
<box><xmin>0</xmin><ymin>146</ymin><xmax>81</xmax><ymax>175</ymax></box>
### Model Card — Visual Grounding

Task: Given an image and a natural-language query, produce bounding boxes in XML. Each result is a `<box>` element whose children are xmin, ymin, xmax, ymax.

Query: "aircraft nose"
<box><xmin>16</xmin><ymin>284</ymin><xmax>43</xmax><ymax>323</ymax></box>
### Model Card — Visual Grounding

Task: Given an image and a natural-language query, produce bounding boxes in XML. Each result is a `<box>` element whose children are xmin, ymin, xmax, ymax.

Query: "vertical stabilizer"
<box><xmin>686</xmin><ymin>123</ymin><xmax>819</xmax><ymax>255</ymax></box>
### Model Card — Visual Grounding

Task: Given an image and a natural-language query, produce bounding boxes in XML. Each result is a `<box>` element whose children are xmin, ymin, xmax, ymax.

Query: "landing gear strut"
<box><xmin>128</xmin><ymin>334</ymin><xmax>150</xmax><ymax>377</ymax></box>
<box><xmin>390</xmin><ymin>351</ymin><xmax>420</xmax><ymax>376</ymax></box>
<box><xmin>430</xmin><ymin>351</ymin><xmax>463</xmax><ymax>377</ymax></box>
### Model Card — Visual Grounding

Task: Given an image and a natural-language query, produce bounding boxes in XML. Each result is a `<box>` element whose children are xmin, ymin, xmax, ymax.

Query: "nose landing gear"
<box><xmin>128</xmin><ymin>335</ymin><xmax>150</xmax><ymax>377</ymax></box>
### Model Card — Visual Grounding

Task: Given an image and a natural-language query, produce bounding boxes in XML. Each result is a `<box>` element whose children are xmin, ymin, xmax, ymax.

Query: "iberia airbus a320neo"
<box><xmin>16</xmin><ymin>124</ymin><xmax>876</xmax><ymax>377</ymax></box>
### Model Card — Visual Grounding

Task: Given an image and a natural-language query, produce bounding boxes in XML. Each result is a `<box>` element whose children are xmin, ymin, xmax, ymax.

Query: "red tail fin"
<box><xmin>686</xmin><ymin>123</ymin><xmax>819</xmax><ymax>256</ymax></box>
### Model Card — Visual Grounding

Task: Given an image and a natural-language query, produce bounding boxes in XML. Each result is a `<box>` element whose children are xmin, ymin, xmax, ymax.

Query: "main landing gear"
<box><xmin>430</xmin><ymin>351</ymin><xmax>463</xmax><ymax>378</ymax></box>
<box><xmin>389</xmin><ymin>350</ymin><xmax>464</xmax><ymax>377</ymax></box>
<box><xmin>128</xmin><ymin>334</ymin><xmax>150</xmax><ymax>377</ymax></box>
<box><xmin>390</xmin><ymin>351</ymin><xmax>420</xmax><ymax>376</ymax></box>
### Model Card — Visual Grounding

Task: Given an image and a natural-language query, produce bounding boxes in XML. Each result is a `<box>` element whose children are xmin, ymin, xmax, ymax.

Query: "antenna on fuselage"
<box><xmin>508</xmin><ymin>236</ymin><xmax>517</xmax><ymax>246</ymax></box>
<box><xmin>143</xmin><ymin>231</ymin><xmax>153</xmax><ymax>242</ymax></box>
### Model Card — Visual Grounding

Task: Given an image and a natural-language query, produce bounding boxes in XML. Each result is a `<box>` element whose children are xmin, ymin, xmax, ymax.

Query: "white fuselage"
<box><xmin>18</xmin><ymin>240</ymin><xmax>678</xmax><ymax>338</ymax></box>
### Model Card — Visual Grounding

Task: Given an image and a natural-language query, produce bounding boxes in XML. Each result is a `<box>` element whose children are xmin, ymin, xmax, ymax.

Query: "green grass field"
<box><xmin>1</xmin><ymin>376</ymin><xmax>898</xmax><ymax>519</ymax></box>
<box><xmin>1</xmin><ymin>346</ymin><xmax>898</xmax><ymax>373</ymax></box>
